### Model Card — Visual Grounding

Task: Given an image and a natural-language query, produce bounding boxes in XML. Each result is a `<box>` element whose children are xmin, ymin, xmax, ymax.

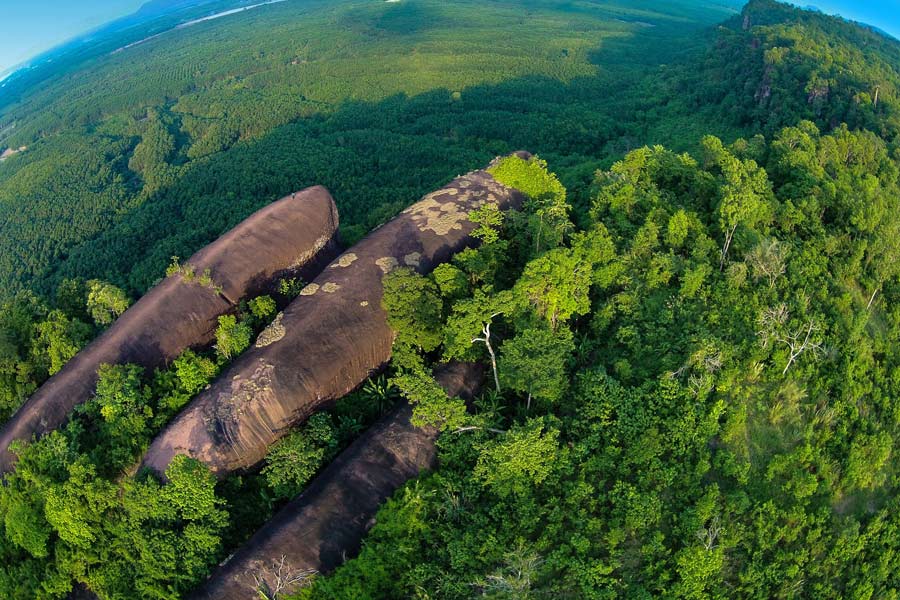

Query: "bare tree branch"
<box><xmin>867</xmin><ymin>288</ymin><xmax>879</xmax><ymax>311</ymax></box>
<box><xmin>757</xmin><ymin>305</ymin><xmax>823</xmax><ymax>375</ymax></box>
<box><xmin>251</xmin><ymin>555</ymin><xmax>316</xmax><ymax>600</ymax></box>
<box><xmin>696</xmin><ymin>515</ymin><xmax>724</xmax><ymax>551</ymax></box>
<box><xmin>472</xmin><ymin>313</ymin><xmax>502</xmax><ymax>393</ymax></box>
<box><xmin>452</xmin><ymin>426</ymin><xmax>507</xmax><ymax>435</ymax></box>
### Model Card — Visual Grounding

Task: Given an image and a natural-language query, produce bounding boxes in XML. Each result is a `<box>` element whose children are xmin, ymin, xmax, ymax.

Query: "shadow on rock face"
<box><xmin>0</xmin><ymin>186</ymin><xmax>341</xmax><ymax>474</ymax></box>
<box><xmin>190</xmin><ymin>361</ymin><xmax>483</xmax><ymax>600</ymax></box>
<box><xmin>141</xmin><ymin>157</ymin><xmax>527</xmax><ymax>477</ymax></box>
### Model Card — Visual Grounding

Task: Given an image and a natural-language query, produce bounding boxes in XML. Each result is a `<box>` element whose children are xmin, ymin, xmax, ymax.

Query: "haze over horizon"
<box><xmin>0</xmin><ymin>0</ymin><xmax>145</xmax><ymax>75</ymax></box>
<box><xmin>0</xmin><ymin>0</ymin><xmax>899</xmax><ymax>78</ymax></box>
<box><xmin>1</xmin><ymin>0</ymin><xmax>900</xmax><ymax>595</ymax></box>
<box><xmin>793</xmin><ymin>0</ymin><xmax>900</xmax><ymax>39</ymax></box>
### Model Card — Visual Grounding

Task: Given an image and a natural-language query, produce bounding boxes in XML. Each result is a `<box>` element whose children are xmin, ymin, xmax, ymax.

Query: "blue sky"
<box><xmin>0</xmin><ymin>0</ymin><xmax>145</xmax><ymax>74</ymax></box>
<box><xmin>1</xmin><ymin>1</ymin><xmax>899</xmax><ymax>76</ymax></box>
<box><xmin>794</xmin><ymin>0</ymin><xmax>900</xmax><ymax>39</ymax></box>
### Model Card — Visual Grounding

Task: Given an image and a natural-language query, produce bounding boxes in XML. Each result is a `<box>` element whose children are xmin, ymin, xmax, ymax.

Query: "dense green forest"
<box><xmin>304</xmin><ymin>134</ymin><xmax>900</xmax><ymax>599</ymax></box>
<box><xmin>0</xmin><ymin>0</ymin><xmax>744</xmax><ymax>299</ymax></box>
<box><xmin>0</xmin><ymin>283</ymin><xmax>394</xmax><ymax>598</ymax></box>
<box><xmin>2</xmin><ymin>0</ymin><xmax>900</xmax><ymax>598</ymax></box>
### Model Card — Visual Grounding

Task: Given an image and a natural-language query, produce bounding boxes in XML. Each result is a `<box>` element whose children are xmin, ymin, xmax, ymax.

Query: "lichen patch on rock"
<box><xmin>404</xmin><ymin>252</ymin><xmax>422</xmax><ymax>267</ymax></box>
<box><xmin>300</xmin><ymin>283</ymin><xmax>320</xmax><ymax>296</ymax></box>
<box><xmin>406</xmin><ymin>196</ymin><xmax>468</xmax><ymax>236</ymax></box>
<box><xmin>207</xmin><ymin>361</ymin><xmax>276</xmax><ymax>442</ymax></box>
<box><xmin>322</xmin><ymin>282</ymin><xmax>341</xmax><ymax>293</ymax></box>
<box><xmin>376</xmin><ymin>257</ymin><xmax>399</xmax><ymax>273</ymax></box>
<box><xmin>330</xmin><ymin>253</ymin><xmax>358</xmax><ymax>268</ymax></box>
<box><xmin>255</xmin><ymin>313</ymin><xmax>285</xmax><ymax>348</ymax></box>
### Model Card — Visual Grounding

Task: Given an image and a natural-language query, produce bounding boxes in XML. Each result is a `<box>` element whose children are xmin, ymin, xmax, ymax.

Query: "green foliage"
<box><xmin>153</xmin><ymin>349</ymin><xmax>220</xmax><ymax>421</ymax></box>
<box><xmin>6</xmin><ymin>1</ymin><xmax>900</xmax><ymax>597</ymax></box>
<box><xmin>468</xmin><ymin>203</ymin><xmax>504</xmax><ymax>244</ymax></box>
<box><xmin>381</xmin><ymin>268</ymin><xmax>443</xmax><ymax>355</ymax></box>
<box><xmin>0</xmin><ymin>0</ymin><xmax>740</xmax><ymax>300</ymax></box>
<box><xmin>78</xmin><ymin>364</ymin><xmax>153</xmax><ymax>471</ymax></box>
<box><xmin>31</xmin><ymin>310</ymin><xmax>91</xmax><ymax>376</ymax></box>
<box><xmin>513</xmin><ymin>248</ymin><xmax>592</xmax><ymax>329</ymax></box>
<box><xmin>214</xmin><ymin>314</ymin><xmax>253</xmax><ymax>361</ymax></box>
<box><xmin>166</xmin><ymin>257</ymin><xmax>223</xmax><ymax>294</ymax></box>
<box><xmin>0</xmin><ymin>342</ymin><xmax>230</xmax><ymax>599</ymax></box>
<box><xmin>700</xmin><ymin>135</ymin><xmax>775</xmax><ymax>264</ymax></box>
<box><xmin>261</xmin><ymin>414</ymin><xmax>339</xmax><ymax>501</ymax></box>
<box><xmin>393</xmin><ymin>370</ymin><xmax>468</xmax><ymax>432</ymax></box>
<box><xmin>431</xmin><ymin>263</ymin><xmax>469</xmax><ymax>305</ymax></box>
<box><xmin>247</xmin><ymin>295</ymin><xmax>278</xmax><ymax>329</ymax></box>
<box><xmin>278</xmin><ymin>277</ymin><xmax>305</xmax><ymax>299</ymax></box>
<box><xmin>488</xmin><ymin>155</ymin><xmax>566</xmax><ymax>209</ymax></box>
<box><xmin>53</xmin><ymin>278</ymin><xmax>90</xmax><ymax>322</ymax></box>
<box><xmin>310</xmin><ymin>123</ymin><xmax>900</xmax><ymax>598</ymax></box>
<box><xmin>0</xmin><ymin>287</ymin><xmax>96</xmax><ymax>422</ymax></box>
<box><xmin>489</xmin><ymin>155</ymin><xmax>572</xmax><ymax>256</ymax></box>
<box><xmin>498</xmin><ymin>326</ymin><xmax>574</xmax><ymax>407</ymax></box>
<box><xmin>690</xmin><ymin>0</ymin><xmax>900</xmax><ymax>139</ymax></box>
<box><xmin>166</xmin><ymin>256</ymin><xmax>189</xmax><ymax>279</ymax></box>
<box><xmin>172</xmin><ymin>350</ymin><xmax>219</xmax><ymax>396</ymax></box>
<box><xmin>474</xmin><ymin>419</ymin><xmax>559</xmax><ymax>498</ymax></box>
<box><xmin>442</xmin><ymin>290</ymin><xmax>514</xmax><ymax>363</ymax></box>
<box><xmin>86</xmin><ymin>280</ymin><xmax>130</xmax><ymax>326</ymax></box>
<box><xmin>127</xmin><ymin>110</ymin><xmax>177</xmax><ymax>194</ymax></box>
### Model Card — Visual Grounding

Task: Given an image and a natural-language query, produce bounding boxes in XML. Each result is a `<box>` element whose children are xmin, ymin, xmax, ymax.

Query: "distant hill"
<box><xmin>136</xmin><ymin>0</ymin><xmax>221</xmax><ymax>15</ymax></box>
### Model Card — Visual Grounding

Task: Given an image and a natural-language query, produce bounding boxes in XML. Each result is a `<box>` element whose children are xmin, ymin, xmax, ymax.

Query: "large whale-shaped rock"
<box><xmin>191</xmin><ymin>362</ymin><xmax>482</xmax><ymax>600</ymax></box>
<box><xmin>0</xmin><ymin>186</ymin><xmax>340</xmax><ymax>473</ymax></box>
<box><xmin>142</xmin><ymin>157</ymin><xmax>527</xmax><ymax>476</ymax></box>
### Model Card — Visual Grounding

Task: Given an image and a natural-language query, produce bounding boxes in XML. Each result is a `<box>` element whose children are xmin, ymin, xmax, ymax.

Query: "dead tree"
<box><xmin>757</xmin><ymin>304</ymin><xmax>824</xmax><ymax>375</ymax></box>
<box><xmin>867</xmin><ymin>288</ymin><xmax>879</xmax><ymax>311</ymax></box>
<box><xmin>251</xmin><ymin>555</ymin><xmax>316</xmax><ymax>600</ymax></box>
<box><xmin>696</xmin><ymin>515</ymin><xmax>724</xmax><ymax>551</ymax></box>
<box><xmin>720</xmin><ymin>223</ymin><xmax>738</xmax><ymax>271</ymax></box>
<box><xmin>746</xmin><ymin>237</ymin><xmax>787</xmax><ymax>288</ymax></box>
<box><xmin>778</xmin><ymin>320</ymin><xmax>824</xmax><ymax>375</ymax></box>
<box><xmin>472</xmin><ymin>313</ymin><xmax>502</xmax><ymax>393</ymax></box>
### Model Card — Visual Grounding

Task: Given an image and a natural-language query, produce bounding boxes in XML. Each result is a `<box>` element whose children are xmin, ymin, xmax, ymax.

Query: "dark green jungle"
<box><xmin>2</xmin><ymin>0</ymin><xmax>900</xmax><ymax>598</ymax></box>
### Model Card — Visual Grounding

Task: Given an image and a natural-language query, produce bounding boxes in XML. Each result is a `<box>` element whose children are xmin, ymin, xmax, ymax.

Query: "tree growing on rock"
<box><xmin>381</xmin><ymin>268</ymin><xmax>443</xmax><ymax>356</ymax></box>
<box><xmin>86</xmin><ymin>280</ymin><xmax>130</xmax><ymax>326</ymax></box>
<box><xmin>214</xmin><ymin>315</ymin><xmax>253</xmax><ymax>361</ymax></box>
<box><xmin>393</xmin><ymin>369</ymin><xmax>468</xmax><ymax>431</ymax></box>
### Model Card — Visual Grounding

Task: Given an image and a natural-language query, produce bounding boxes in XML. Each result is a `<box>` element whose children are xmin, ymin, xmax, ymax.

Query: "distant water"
<box><xmin>114</xmin><ymin>0</ymin><xmax>288</xmax><ymax>54</ymax></box>
<box><xmin>176</xmin><ymin>0</ymin><xmax>287</xmax><ymax>29</ymax></box>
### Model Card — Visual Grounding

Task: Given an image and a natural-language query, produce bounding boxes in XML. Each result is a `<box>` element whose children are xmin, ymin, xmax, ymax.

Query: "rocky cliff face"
<box><xmin>0</xmin><ymin>186</ymin><xmax>340</xmax><ymax>473</ymax></box>
<box><xmin>142</xmin><ymin>160</ymin><xmax>526</xmax><ymax>477</ymax></box>
<box><xmin>191</xmin><ymin>362</ymin><xmax>483</xmax><ymax>600</ymax></box>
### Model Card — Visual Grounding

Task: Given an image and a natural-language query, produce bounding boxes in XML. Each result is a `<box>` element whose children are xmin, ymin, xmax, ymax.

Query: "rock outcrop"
<box><xmin>0</xmin><ymin>186</ymin><xmax>340</xmax><ymax>473</ymax></box>
<box><xmin>143</xmin><ymin>157</ymin><xmax>527</xmax><ymax>476</ymax></box>
<box><xmin>191</xmin><ymin>362</ymin><xmax>482</xmax><ymax>600</ymax></box>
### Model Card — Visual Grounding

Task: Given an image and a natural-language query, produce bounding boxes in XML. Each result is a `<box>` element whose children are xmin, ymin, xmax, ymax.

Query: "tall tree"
<box><xmin>499</xmin><ymin>326</ymin><xmax>574</xmax><ymax>410</ymax></box>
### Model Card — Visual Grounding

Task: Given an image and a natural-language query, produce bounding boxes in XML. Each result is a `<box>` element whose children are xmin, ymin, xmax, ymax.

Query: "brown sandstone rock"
<box><xmin>142</xmin><ymin>157</ymin><xmax>527</xmax><ymax>476</ymax></box>
<box><xmin>0</xmin><ymin>186</ymin><xmax>340</xmax><ymax>473</ymax></box>
<box><xmin>190</xmin><ymin>362</ymin><xmax>483</xmax><ymax>600</ymax></box>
